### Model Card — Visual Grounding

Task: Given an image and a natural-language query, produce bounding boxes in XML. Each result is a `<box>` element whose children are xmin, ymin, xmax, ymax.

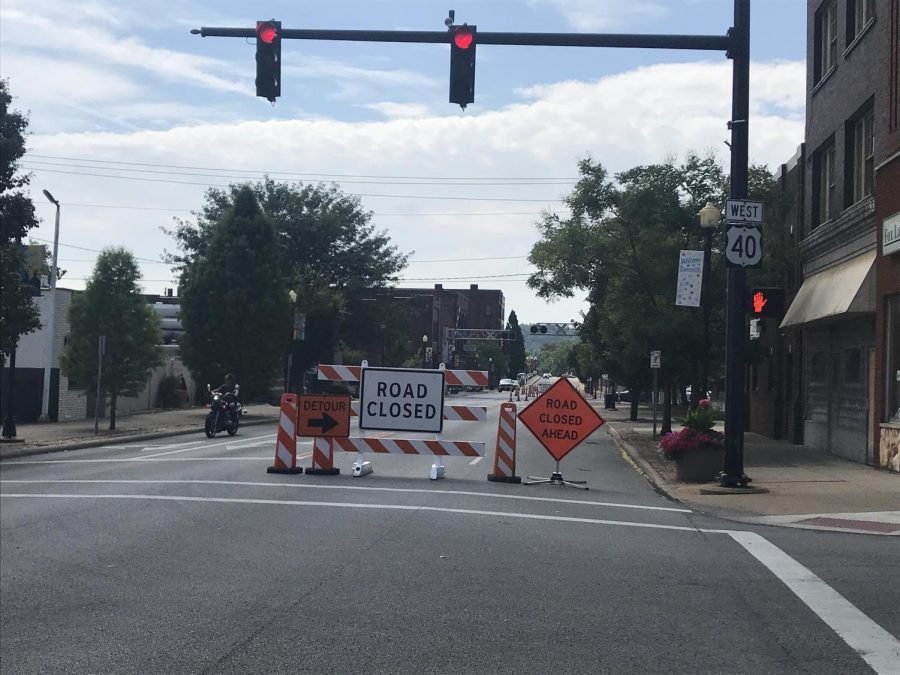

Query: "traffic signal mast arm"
<box><xmin>193</xmin><ymin>26</ymin><xmax>731</xmax><ymax>51</ymax></box>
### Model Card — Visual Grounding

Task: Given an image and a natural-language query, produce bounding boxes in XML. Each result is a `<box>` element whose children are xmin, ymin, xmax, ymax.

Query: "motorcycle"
<box><xmin>205</xmin><ymin>384</ymin><xmax>241</xmax><ymax>438</ymax></box>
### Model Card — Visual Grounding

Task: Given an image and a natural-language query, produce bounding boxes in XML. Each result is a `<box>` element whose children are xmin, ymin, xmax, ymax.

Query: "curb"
<box><xmin>605</xmin><ymin>423</ymin><xmax>682</xmax><ymax>503</ymax></box>
<box><xmin>0</xmin><ymin>417</ymin><xmax>277</xmax><ymax>461</ymax></box>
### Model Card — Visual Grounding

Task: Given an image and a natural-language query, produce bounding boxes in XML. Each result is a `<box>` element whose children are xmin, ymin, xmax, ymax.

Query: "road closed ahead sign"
<box><xmin>359</xmin><ymin>367</ymin><xmax>445</xmax><ymax>433</ymax></box>
<box><xmin>518</xmin><ymin>377</ymin><xmax>604</xmax><ymax>461</ymax></box>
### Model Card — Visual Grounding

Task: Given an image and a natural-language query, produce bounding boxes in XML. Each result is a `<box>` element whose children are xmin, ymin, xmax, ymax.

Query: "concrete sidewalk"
<box><xmin>0</xmin><ymin>404</ymin><xmax>281</xmax><ymax>460</ymax></box>
<box><xmin>595</xmin><ymin>401</ymin><xmax>899</xmax><ymax>535</ymax></box>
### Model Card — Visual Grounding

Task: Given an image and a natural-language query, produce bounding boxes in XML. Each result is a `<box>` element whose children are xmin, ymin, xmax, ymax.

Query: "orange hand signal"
<box><xmin>752</xmin><ymin>291</ymin><xmax>768</xmax><ymax>314</ymax></box>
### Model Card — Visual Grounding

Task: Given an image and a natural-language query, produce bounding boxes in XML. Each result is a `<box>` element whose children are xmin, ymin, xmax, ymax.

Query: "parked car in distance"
<box><xmin>498</xmin><ymin>378</ymin><xmax>517</xmax><ymax>392</ymax></box>
<box><xmin>542</xmin><ymin>372</ymin><xmax>553</xmax><ymax>379</ymax></box>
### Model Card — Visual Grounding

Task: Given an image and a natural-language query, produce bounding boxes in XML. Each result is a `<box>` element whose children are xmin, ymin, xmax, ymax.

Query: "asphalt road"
<box><xmin>2</xmin><ymin>388</ymin><xmax>898</xmax><ymax>674</ymax></box>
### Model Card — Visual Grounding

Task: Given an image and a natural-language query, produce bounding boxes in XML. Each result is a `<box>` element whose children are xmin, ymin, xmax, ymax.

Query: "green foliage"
<box><xmin>472</xmin><ymin>342</ymin><xmax>507</xmax><ymax>379</ymax></box>
<box><xmin>527</xmin><ymin>152</ymin><xmax>781</xmax><ymax>401</ymax></box>
<box><xmin>504</xmin><ymin>311</ymin><xmax>527</xmax><ymax>376</ymax></box>
<box><xmin>681</xmin><ymin>399</ymin><xmax>715</xmax><ymax>432</ymax></box>
<box><xmin>166</xmin><ymin>179</ymin><xmax>407</xmax><ymax>375</ymax></box>
<box><xmin>60</xmin><ymin>248</ymin><xmax>163</xmax><ymax>428</ymax></box>
<box><xmin>538</xmin><ymin>341</ymin><xmax>575</xmax><ymax>376</ymax></box>
<box><xmin>177</xmin><ymin>187</ymin><xmax>291</xmax><ymax>399</ymax></box>
<box><xmin>0</xmin><ymin>80</ymin><xmax>41</xmax><ymax>356</ymax></box>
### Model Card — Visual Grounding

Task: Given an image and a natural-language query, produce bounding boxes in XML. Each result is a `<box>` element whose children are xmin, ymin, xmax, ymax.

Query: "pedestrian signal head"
<box><xmin>748</xmin><ymin>288</ymin><xmax>784</xmax><ymax>317</ymax></box>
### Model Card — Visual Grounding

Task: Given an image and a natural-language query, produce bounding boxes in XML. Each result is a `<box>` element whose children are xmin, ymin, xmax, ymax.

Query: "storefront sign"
<box><xmin>883</xmin><ymin>211</ymin><xmax>900</xmax><ymax>256</ymax></box>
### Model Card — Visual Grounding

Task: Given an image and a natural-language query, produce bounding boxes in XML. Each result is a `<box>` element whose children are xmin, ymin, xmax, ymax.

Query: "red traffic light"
<box><xmin>453</xmin><ymin>27</ymin><xmax>474</xmax><ymax>49</ymax></box>
<box><xmin>257</xmin><ymin>21</ymin><xmax>278</xmax><ymax>44</ymax></box>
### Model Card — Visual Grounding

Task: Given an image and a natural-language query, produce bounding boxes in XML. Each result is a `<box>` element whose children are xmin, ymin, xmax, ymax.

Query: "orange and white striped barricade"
<box><xmin>334</xmin><ymin>437</ymin><xmax>485</xmax><ymax>458</ymax></box>
<box><xmin>305</xmin><ymin>437</ymin><xmax>340</xmax><ymax>476</ymax></box>
<box><xmin>488</xmin><ymin>402</ymin><xmax>520</xmax><ymax>483</ymax></box>
<box><xmin>318</xmin><ymin>364</ymin><xmax>488</xmax><ymax>389</ymax></box>
<box><xmin>267</xmin><ymin>394</ymin><xmax>303</xmax><ymax>475</ymax></box>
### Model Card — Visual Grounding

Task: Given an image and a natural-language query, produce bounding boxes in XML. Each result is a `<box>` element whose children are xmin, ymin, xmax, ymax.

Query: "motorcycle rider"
<box><xmin>214</xmin><ymin>373</ymin><xmax>241</xmax><ymax>425</ymax></box>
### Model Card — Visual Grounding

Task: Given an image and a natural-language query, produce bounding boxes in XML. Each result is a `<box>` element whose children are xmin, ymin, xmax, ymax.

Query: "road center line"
<box><xmin>0</xmin><ymin>479</ymin><xmax>690</xmax><ymax>513</ymax></box>
<box><xmin>728</xmin><ymin>531</ymin><xmax>900</xmax><ymax>674</ymax></box>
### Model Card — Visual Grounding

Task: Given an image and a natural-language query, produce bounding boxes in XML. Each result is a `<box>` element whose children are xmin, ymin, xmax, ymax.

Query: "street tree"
<box><xmin>177</xmin><ymin>187</ymin><xmax>291</xmax><ymax>399</ymax></box>
<box><xmin>1</xmin><ymin>80</ymin><xmax>41</xmax><ymax>357</ymax></box>
<box><xmin>167</xmin><ymin>180</ymin><xmax>407</xmax><ymax>377</ymax></box>
<box><xmin>538</xmin><ymin>340</ymin><xmax>576</xmax><ymax>377</ymax></box>
<box><xmin>529</xmin><ymin>154</ymin><xmax>779</xmax><ymax>425</ymax></box>
<box><xmin>504</xmin><ymin>311</ymin><xmax>527</xmax><ymax>377</ymax></box>
<box><xmin>1</xmin><ymin>80</ymin><xmax>41</xmax><ymax>437</ymax></box>
<box><xmin>60</xmin><ymin>248</ymin><xmax>163</xmax><ymax>430</ymax></box>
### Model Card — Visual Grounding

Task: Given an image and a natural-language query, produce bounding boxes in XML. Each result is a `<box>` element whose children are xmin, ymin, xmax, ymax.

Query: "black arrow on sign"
<box><xmin>308</xmin><ymin>413</ymin><xmax>339</xmax><ymax>434</ymax></box>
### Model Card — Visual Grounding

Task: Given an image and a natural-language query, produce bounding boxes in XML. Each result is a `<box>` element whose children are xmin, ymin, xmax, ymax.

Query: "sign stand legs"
<box><xmin>524</xmin><ymin>460</ymin><xmax>588</xmax><ymax>490</ymax></box>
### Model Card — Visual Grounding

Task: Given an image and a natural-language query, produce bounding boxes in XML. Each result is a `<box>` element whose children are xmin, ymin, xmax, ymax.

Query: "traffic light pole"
<box><xmin>194</xmin><ymin>0</ymin><xmax>752</xmax><ymax>487</ymax></box>
<box><xmin>722</xmin><ymin>0</ymin><xmax>751</xmax><ymax>488</ymax></box>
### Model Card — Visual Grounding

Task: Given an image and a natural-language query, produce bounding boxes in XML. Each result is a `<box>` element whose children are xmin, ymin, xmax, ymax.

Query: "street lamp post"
<box><xmin>422</xmin><ymin>334</ymin><xmax>429</xmax><ymax>369</ymax></box>
<box><xmin>39</xmin><ymin>189</ymin><xmax>61</xmax><ymax>422</ymax></box>
<box><xmin>698</xmin><ymin>201</ymin><xmax>719</xmax><ymax>406</ymax></box>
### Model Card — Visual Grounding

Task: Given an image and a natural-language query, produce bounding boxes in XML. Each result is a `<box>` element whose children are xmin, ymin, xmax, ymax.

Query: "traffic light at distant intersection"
<box><xmin>255</xmin><ymin>20</ymin><xmax>281</xmax><ymax>102</ymax></box>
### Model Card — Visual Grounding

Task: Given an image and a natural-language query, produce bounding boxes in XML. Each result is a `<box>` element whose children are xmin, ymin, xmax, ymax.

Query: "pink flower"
<box><xmin>699</xmin><ymin>399</ymin><xmax>710</xmax><ymax>409</ymax></box>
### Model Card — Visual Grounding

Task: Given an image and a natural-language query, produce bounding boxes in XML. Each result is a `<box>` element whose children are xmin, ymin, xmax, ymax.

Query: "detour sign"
<box><xmin>518</xmin><ymin>377</ymin><xmax>604</xmax><ymax>461</ymax></box>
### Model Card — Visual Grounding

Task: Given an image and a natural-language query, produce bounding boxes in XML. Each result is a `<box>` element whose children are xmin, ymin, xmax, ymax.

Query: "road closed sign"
<box><xmin>359</xmin><ymin>367</ymin><xmax>445</xmax><ymax>433</ymax></box>
<box><xmin>518</xmin><ymin>377</ymin><xmax>605</xmax><ymax>461</ymax></box>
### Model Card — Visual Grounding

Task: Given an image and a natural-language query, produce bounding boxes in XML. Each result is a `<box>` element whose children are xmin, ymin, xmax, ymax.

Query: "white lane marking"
<box><xmin>468</xmin><ymin>457</ymin><xmax>483</xmax><ymax>466</ymax></box>
<box><xmin>2</xmin><ymin>492</ymin><xmax>894</xmax><ymax>672</ymax></box>
<box><xmin>0</xmin><ymin>493</ymin><xmax>701</xmax><ymax>533</ymax></box>
<box><xmin>141</xmin><ymin>440</ymin><xmax>204</xmax><ymax>451</ymax></box>
<box><xmin>728</xmin><ymin>531</ymin><xmax>900</xmax><ymax>674</ymax></box>
<box><xmin>139</xmin><ymin>433</ymin><xmax>276</xmax><ymax>458</ymax></box>
<box><xmin>0</xmin><ymin>480</ymin><xmax>690</xmax><ymax>514</ymax></box>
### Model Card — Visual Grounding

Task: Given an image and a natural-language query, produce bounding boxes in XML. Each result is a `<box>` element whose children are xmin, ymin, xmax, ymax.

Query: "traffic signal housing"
<box><xmin>748</xmin><ymin>288</ymin><xmax>785</xmax><ymax>317</ymax></box>
<box><xmin>449</xmin><ymin>25</ymin><xmax>476</xmax><ymax>108</ymax></box>
<box><xmin>256</xmin><ymin>20</ymin><xmax>281</xmax><ymax>102</ymax></box>
<box><xmin>530</xmin><ymin>324</ymin><xmax>548</xmax><ymax>334</ymax></box>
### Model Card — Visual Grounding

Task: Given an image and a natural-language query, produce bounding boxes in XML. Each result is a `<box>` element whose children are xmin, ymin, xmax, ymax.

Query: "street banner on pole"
<box><xmin>675</xmin><ymin>250</ymin><xmax>705</xmax><ymax>307</ymax></box>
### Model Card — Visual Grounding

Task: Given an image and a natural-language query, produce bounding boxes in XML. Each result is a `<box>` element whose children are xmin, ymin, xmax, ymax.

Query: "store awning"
<box><xmin>780</xmin><ymin>251</ymin><xmax>876</xmax><ymax>328</ymax></box>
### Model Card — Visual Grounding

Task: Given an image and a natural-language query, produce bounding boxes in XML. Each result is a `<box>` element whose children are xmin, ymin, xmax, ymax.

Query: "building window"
<box><xmin>813</xmin><ymin>141</ymin><xmax>836</xmax><ymax>227</ymax></box>
<box><xmin>888</xmin><ymin>295</ymin><xmax>900</xmax><ymax>422</ymax></box>
<box><xmin>844</xmin><ymin>348</ymin><xmax>862</xmax><ymax>384</ymax></box>
<box><xmin>484</xmin><ymin>304</ymin><xmax>493</xmax><ymax>317</ymax></box>
<box><xmin>815</xmin><ymin>1</ymin><xmax>838</xmax><ymax>82</ymax></box>
<box><xmin>847</xmin><ymin>0</ymin><xmax>875</xmax><ymax>43</ymax></box>
<box><xmin>810</xmin><ymin>352</ymin><xmax>825</xmax><ymax>382</ymax></box>
<box><xmin>847</xmin><ymin>107</ymin><xmax>875</xmax><ymax>204</ymax></box>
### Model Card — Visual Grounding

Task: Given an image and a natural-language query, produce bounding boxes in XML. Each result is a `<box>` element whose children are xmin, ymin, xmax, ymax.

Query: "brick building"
<box><xmin>775</xmin><ymin>0</ymin><xmax>898</xmax><ymax>470</ymax></box>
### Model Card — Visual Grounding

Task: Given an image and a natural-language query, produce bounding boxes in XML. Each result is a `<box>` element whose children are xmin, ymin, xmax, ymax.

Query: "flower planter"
<box><xmin>675</xmin><ymin>447</ymin><xmax>723</xmax><ymax>482</ymax></box>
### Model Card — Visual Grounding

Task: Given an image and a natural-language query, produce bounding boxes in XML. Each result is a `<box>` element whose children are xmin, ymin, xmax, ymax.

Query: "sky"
<box><xmin>1</xmin><ymin>0</ymin><xmax>807</xmax><ymax>324</ymax></box>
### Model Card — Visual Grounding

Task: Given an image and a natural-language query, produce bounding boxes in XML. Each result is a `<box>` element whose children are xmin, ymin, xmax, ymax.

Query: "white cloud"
<box><xmin>22</xmin><ymin>59</ymin><xmax>804</xmax><ymax>321</ymax></box>
<box><xmin>363</xmin><ymin>102</ymin><xmax>432</xmax><ymax>119</ymax></box>
<box><xmin>532</xmin><ymin>0</ymin><xmax>670</xmax><ymax>31</ymax></box>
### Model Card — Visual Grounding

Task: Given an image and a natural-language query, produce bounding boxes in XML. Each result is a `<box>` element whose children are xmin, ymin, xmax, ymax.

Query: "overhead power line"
<box><xmin>32</xmin><ymin>238</ymin><xmax>532</xmax><ymax>267</ymax></box>
<box><xmin>24</xmin><ymin>159</ymin><xmax>573</xmax><ymax>187</ymax></box>
<box><xmin>31</xmin><ymin>201</ymin><xmax>551</xmax><ymax>217</ymax></box>
<box><xmin>27</xmin><ymin>154</ymin><xmax>579</xmax><ymax>182</ymax></box>
<box><xmin>23</xmin><ymin>166</ymin><xmax>565</xmax><ymax>203</ymax></box>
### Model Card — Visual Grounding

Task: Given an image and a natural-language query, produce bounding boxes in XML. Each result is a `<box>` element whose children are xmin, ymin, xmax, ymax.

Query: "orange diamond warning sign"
<box><xmin>518</xmin><ymin>378</ymin><xmax>604</xmax><ymax>461</ymax></box>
